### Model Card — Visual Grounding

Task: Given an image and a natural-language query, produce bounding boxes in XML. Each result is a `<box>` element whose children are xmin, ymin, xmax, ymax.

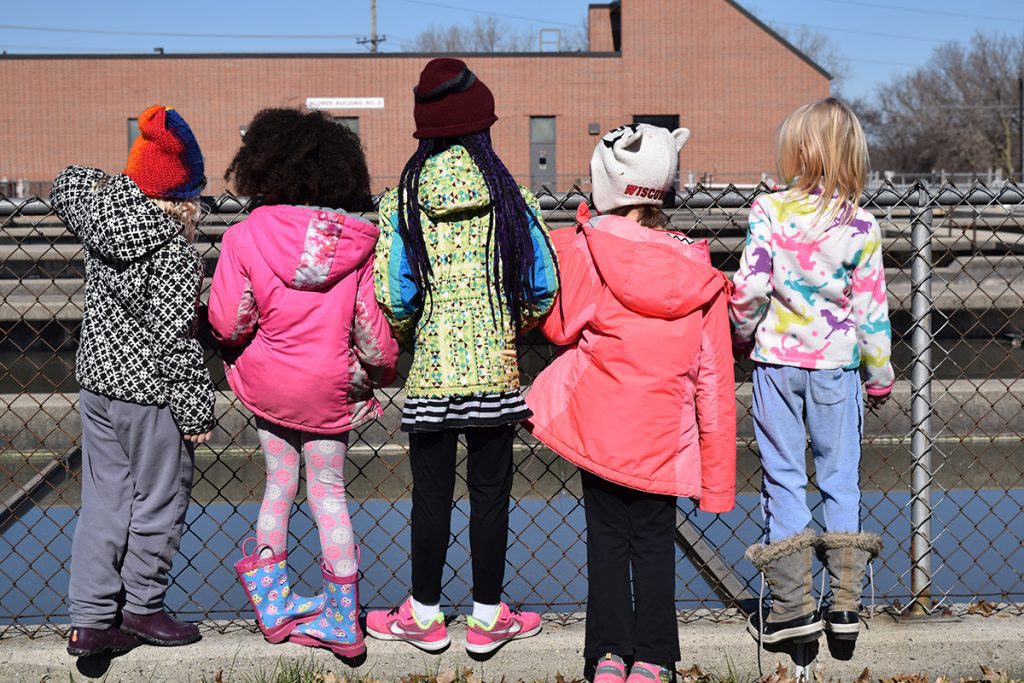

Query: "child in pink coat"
<box><xmin>208</xmin><ymin>108</ymin><xmax>398</xmax><ymax>657</ymax></box>
<box><xmin>527</xmin><ymin>124</ymin><xmax>737</xmax><ymax>683</ymax></box>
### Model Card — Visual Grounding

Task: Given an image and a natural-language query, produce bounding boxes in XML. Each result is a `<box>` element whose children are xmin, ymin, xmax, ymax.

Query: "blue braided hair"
<box><xmin>395</xmin><ymin>130</ymin><xmax>553</xmax><ymax>335</ymax></box>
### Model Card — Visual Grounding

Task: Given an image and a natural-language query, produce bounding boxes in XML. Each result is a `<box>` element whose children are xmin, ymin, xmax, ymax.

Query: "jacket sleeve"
<box><xmin>538</xmin><ymin>227</ymin><xmax>600</xmax><ymax>347</ymax></box>
<box><xmin>695</xmin><ymin>289</ymin><xmax>738</xmax><ymax>513</ymax></box>
<box><xmin>352</xmin><ymin>257</ymin><xmax>399</xmax><ymax>388</ymax></box>
<box><xmin>729</xmin><ymin>197</ymin><xmax>774</xmax><ymax>349</ymax></box>
<box><xmin>208</xmin><ymin>226</ymin><xmax>258</xmax><ymax>346</ymax></box>
<box><xmin>148</xmin><ymin>244</ymin><xmax>216</xmax><ymax>435</ymax></box>
<box><xmin>49</xmin><ymin>166</ymin><xmax>108</xmax><ymax>239</ymax></box>
<box><xmin>852</xmin><ymin>216</ymin><xmax>896</xmax><ymax>395</ymax></box>
<box><xmin>373</xmin><ymin>194</ymin><xmax>421</xmax><ymax>346</ymax></box>
<box><xmin>519</xmin><ymin>189</ymin><xmax>560</xmax><ymax>329</ymax></box>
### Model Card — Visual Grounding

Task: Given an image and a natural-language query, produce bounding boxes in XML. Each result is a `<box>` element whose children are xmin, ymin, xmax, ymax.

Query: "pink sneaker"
<box><xmin>465</xmin><ymin>603</ymin><xmax>542</xmax><ymax>654</ymax></box>
<box><xmin>365</xmin><ymin>597</ymin><xmax>450</xmax><ymax>652</ymax></box>
<box><xmin>594</xmin><ymin>653</ymin><xmax>627</xmax><ymax>683</ymax></box>
<box><xmin>625</xmin><ymin>661</ymin><xmax>671</xmax><ymax>683</ymax></box>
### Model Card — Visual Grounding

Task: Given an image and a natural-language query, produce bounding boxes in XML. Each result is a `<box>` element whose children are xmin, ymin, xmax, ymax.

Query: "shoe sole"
<box><xmin>67</xmin><ymin>643</ymin><xmax>137</xmax><ymax>658</ymax></box>
<box><xmin>465</xmin><ymin>624</ymin><xmax>542</xmax><ymax>655</ymax></box>
<box><xmin>825</xmin><ymin>623</ymin><xmax>860</xmax><ymax>639</ymax></box>
<box><xmin>121</xmin><ymin>626</ymin><xmax>201</xmax><ymax>647</ymax></box>
<box><xmin>747</xmin><ymin>620</ymin><xmax>823</xmax><ymax>645</ymax></box>
<box><xmin>288</xmin><ymin>633</ymin><xmax>367</xmax><ymax>657</ymax></box>
<box><xmin>365</xmin><ymin>627</ymin><xmax>451</xmax><ymax>652</ymax></box>
<box><xmin>262</xmin><ymin>612</ymin><xmax>322</xmax><ymax>644</ymax></box>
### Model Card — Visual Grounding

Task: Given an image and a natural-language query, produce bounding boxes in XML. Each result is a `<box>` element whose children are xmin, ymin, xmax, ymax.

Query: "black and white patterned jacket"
<box><xmin>50</xmin><ymin>166</ymin><xmax>215</xmax><ymax>434</ymax></box>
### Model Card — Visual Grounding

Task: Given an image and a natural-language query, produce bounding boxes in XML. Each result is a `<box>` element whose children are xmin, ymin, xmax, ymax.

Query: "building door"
<box><xmin>530</xmin><ymin>116</ymin><xmax>556</xmax><ymax>192</ymax></box>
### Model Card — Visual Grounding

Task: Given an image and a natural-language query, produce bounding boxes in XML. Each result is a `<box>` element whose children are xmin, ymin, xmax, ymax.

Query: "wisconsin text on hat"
<box><xmin>624</xmin><ymin>185</ymin><xmax>667</xmax><ymax>201</ymax></box>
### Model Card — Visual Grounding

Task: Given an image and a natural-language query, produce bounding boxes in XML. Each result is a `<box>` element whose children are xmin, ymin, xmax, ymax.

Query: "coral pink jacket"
<box><xmin>209</xmin><ymin>205</ymin><xmax>398</xmax><ymax>435</ymax></box>
<box><xmin>526</xmin><ymin>207</ymin><xmax>737</xmax><ymax>511</ymax></box>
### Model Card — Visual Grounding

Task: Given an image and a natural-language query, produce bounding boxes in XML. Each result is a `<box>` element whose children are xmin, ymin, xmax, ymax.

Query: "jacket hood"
<box><xmin>80</xmin><ymin>174</ymin><xmax>184</xmax><ymax>263</ymax></box>
<box><xmin>246</xmin><ymin>205</ymin><xmax>379</xmax><ymax>291</ymax></box>
<box><xmin>583</xmin><ymin>211</ymin><xmax>728</xmax><ymax>319</ymax></box>
<box><xmin>418</xmin><ymin>145</ymin><xmax>491</xmax><ymax>218</ymax></box>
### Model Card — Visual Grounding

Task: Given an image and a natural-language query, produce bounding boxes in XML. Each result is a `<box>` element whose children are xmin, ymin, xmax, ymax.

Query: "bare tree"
<box><xmin>865</xmin><ymin>32</ymin><xmax>1023</xmax><ymax>175</ymax></box>
<box><xmin>402</xmin><ymin>16</ymin><xmax>534</xmax><ymax>52</ymax></box>
<box><xmin>772</xmin><ymin>24</ymin><xmax>851</xmax><ymax>93</ymax></box>
<box><xmin>402</xmin><ymin>15</ymin><xmax>589</xmax><ymax>52</ymax></box>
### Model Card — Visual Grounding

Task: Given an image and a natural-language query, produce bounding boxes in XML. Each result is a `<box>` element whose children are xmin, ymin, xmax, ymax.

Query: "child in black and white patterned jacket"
<box><xmin>49</xmin><ymin>105</ymin><xmax>215</xmax><ymax>659</ymax></box>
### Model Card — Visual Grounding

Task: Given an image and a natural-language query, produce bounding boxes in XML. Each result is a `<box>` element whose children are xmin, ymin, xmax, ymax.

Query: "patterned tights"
<box><xmin>255</xmin><ymin>418</ymin><xmax>356</xmax><ymax>576</ymax></box>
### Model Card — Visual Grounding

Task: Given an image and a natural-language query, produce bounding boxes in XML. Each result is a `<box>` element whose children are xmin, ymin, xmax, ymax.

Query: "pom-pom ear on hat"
<box><xmin>590</xmin><ymin>123</ymin><xmax>691</xmax><ymax>214</ymax></box>
<box><xmin>124</xmin><ymin>105</ymin><xmax>206</xmax><ymax>200</ymax></box>
<box><xmin>412</xmin><ymin>58</ymin><xmax>498</xmax><ymax>139</ymax></box>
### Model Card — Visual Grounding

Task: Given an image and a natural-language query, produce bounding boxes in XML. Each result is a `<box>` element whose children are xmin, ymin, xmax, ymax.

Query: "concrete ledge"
<box><xmin>1</xmin><ymin>614</ymin><xmax>1022</xmax><ymax>681</ymax></box>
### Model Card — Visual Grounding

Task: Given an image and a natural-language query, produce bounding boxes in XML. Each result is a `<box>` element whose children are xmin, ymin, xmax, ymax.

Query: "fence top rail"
<box><xmin>1</xmin><ymin>182</ymin><xmax>1021</xmax><ymax>217</ymax></box>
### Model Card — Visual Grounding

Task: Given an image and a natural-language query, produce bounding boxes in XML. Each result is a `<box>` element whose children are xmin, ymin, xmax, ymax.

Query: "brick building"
<box><xmin>0</xmin><ymin>0</ymin><xmax>828</xmax><ymax>194</ymax></box>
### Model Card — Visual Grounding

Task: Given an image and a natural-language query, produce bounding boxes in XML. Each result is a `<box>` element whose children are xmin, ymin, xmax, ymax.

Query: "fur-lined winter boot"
<box><xmin>746</xmin><ymin>529</ymin><xmax>823</xmax><ymax>646</ymax></box>
<box><xmin>816</xmin><ymin>532</ymin><xmax>882</xmax><ymax>641</ymax></box>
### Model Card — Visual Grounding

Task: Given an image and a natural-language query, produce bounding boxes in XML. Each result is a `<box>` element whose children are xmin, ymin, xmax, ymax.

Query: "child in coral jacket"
<box><xmin>730</xmin><ymin>98</ymin><xmax>892</xmax><ymax>656</ymax></box>
<box><xmin>208</xmin><ymin>108</ymin><xmax>398</xmax><ymax>657</ymax></box>
<box><xmin>527</xmin><ymin>124</ymin><xmax>737</xmax><ymax>683</ymax></box>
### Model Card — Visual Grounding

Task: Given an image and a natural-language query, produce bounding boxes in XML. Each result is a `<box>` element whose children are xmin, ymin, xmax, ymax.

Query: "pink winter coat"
<box><xmin>525</xmin><ymin>207</ymin><xmax>737</xmax><ymax>512</ymax></box>
<box><xmin>208</xmin><ymin>205</ymin><xmax>399</xmax><ymax>434</ymax></box>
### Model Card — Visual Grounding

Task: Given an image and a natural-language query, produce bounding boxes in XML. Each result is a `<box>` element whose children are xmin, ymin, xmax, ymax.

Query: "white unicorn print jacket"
<box><xmin>729</xmin><ymin>190</ymin><xmax>895</xmax><ymax>395</ymax></box>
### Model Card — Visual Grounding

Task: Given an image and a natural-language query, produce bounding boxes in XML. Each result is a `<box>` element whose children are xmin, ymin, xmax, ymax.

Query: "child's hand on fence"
<box><xmin>184</xmin><ymin>431</ymin><xmax>213</xmax><ymax>445</ymax></box>
<box><xmin>866</xmin><ymin>390</ymin><xmax>892</xmax><ymax>409</ymax></box>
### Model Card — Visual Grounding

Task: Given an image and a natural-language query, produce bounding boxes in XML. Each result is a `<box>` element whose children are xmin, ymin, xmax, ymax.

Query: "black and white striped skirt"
<box><xmin>401</xmin><ymin>391</ymin><xmax>532</xmax><ymax>432</ymax></box>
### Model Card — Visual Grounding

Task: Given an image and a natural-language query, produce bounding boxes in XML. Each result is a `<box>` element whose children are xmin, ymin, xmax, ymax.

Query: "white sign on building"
<box><xmin>306</xmin><ymin>97</ymin><xmax>385</xmax><ymax>110</ymax></box>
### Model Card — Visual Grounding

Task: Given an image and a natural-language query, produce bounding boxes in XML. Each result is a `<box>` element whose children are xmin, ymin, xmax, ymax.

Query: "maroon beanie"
<box><xmin>413</xmin><ymin>58</ymin><xmax>497</xmax><ymax>139</ymax></box>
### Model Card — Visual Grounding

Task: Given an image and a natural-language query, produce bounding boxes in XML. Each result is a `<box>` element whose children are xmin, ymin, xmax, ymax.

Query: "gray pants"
<box><xmin>69</xmin><ymin>389</ymin><xmax>195</xmax><ymax>628</ymax></box>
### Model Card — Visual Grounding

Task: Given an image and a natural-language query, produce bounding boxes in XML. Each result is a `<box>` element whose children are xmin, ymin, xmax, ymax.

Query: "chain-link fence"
<box><xmin>2</xmin><ymin>182</ymin><xmax>1023</xmax><ymax>639</ymax></box>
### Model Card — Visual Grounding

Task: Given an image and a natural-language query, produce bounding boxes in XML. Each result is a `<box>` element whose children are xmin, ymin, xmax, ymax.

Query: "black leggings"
<box><xmin>408</xmin><ymin>425</ymin><xmax>514</xmax><ymax>605</ymax></box>
<box><xmin>581</xmin><ymin>469</ymin><xmax>680</xmax><ymax>666</ymax></box>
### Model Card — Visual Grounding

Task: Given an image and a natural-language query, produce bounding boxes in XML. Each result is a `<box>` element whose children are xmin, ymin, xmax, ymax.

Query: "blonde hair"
<box><xmin>777</xmin><ymin>97</ymin><xmax>868</xmax><ymax>222</ymax></box>
<box><xmin>152</xmin><ymin>198</ymin><xmax>202</xmax><ymax>242</ymax></box>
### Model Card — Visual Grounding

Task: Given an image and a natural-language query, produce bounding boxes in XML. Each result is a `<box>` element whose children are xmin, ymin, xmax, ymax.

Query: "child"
<box><xmin>208</xmin><ymin>108</ymin><xmax>398</xmax><ymax>657</ymax></box>
<box><xmin>366</xmin><ymin>58</ymin><xmax>559</xmax><ymax>655</ymax></box>
<box><xmin>50</xmin><ymin>105</ymin><xmax>215</xmax><ymax>657</ymax></box>
<box><xmin>527</xmin><ymin>123</ymin><xmax>737</xmax><ymax>683</ymax></box>
<box><xmin>730</xmin><ymin>97</ymin><xmax>891</xmax><ymax>654</ymax></box>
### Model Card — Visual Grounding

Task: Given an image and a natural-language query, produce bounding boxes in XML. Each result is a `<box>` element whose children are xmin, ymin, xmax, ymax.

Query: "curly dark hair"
<box><xmin>225</xmin><ymin>108</ymin><xmax>371</xmax><ymax>211</ymax></box>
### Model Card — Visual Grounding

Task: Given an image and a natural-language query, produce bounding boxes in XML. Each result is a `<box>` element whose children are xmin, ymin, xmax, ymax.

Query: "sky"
<box><xmin>1</xmin><ymin>0</ymin><xmax>1022</xmax><ymax>101</ymax></box>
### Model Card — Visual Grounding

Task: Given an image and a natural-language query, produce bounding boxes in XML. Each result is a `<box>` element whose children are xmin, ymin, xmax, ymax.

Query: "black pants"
<box><xmin>408</xmin><ymin>425</ymin><xmax>514</xmax><ymax>605</ymax></box>
<box><xmin>581</xmin><ymin>470</ymin><xmax>680</xmax><ymax>666</ymax></box>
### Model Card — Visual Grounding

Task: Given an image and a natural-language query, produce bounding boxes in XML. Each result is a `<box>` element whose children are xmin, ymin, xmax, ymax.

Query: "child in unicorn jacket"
<box><xmin>731</xmin><ymin>97</ymin><xmax>892</xmax><ymax>658</ymax></box>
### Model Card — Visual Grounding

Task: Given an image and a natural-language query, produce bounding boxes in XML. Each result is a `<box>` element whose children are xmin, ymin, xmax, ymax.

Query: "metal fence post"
<box><xmin>909</xmin><ymin>184</ymin><xmax>934</xmax><ymax>615</ymax></box>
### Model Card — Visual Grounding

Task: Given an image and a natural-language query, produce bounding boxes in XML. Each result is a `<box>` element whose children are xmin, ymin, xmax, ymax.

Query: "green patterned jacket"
<box><xmin>374</xmin><ymin>145</ymin><xmax>559</xmax><ymax>398</ymax></box>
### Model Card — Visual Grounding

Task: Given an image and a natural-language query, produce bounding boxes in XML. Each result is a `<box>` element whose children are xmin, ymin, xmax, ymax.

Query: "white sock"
<box><xmin>410</xmin><ymin>597</ymin><xmax>440</xmax><ymax>624</ymax></box>
<box><xmin>472</xmin><ymin>601</ymin><xmax>500</xmax><ymax>625</ymax></box>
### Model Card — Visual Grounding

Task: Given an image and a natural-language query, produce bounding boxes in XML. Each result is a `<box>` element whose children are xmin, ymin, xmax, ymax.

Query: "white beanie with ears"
<box><xmin>590</xmin><ymin>123</ymin><xmax>691</xmax><ymax>214</ymax></box>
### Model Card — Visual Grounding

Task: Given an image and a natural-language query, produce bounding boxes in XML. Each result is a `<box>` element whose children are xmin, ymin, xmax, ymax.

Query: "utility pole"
<box><xmin>358</xmin><ymin>0</ymin><xmax>387</xmax><ymax>53</ymax></box>
<box><xmin>1018</xmin><ymin>76</ymin><xmax>1023</xmax><ymax>182</ymax></box>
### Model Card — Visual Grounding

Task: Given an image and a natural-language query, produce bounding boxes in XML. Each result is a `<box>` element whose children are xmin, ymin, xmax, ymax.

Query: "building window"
<box><xmin>334</xmin><ymin>117</ymin><xmax>359</xmax><ymax>135</ymax></box>
<box><xmin>127</xmin><ymin>118</ymin><xmax>140</xmax><ymax>151</ymax></box>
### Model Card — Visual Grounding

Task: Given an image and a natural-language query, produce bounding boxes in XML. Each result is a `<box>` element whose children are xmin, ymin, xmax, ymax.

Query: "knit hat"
<box><xmin>413</xmin><ymin>58</ymin><xmax>497</xmax><ymax>139</ymax></box>
<box><xmin>590</xmin><ymin>124</ymin><xmax>691</xmax><ymax>213</ymax></box>
<box><xmin>124</xmin><ymin>105</ymin><xmax>206</xmax><ymax>200</ymax></box>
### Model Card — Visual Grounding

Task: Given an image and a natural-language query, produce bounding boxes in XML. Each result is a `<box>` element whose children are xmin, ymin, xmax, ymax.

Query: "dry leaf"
<box><xmin>214</xmin><ymin>670</ymin><xmax>224</xmax><ymax>683</ymax></box>
<box><xmin>435</xmin><ymin>671</ymin><xmax>456</xmax><ymax>683</ymax></box>
<box><xmin>854</xmin><ymin>668</ymin><xmax>871</xmax><ymax>683</ymax></box>
<box><xmin>967</xmin><ymin>600</ymin><xmax>997</xmax><ymax>617</ymax></box>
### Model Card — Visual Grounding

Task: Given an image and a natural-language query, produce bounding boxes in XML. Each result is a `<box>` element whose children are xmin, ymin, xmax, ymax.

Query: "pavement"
<box><xmin>2</xmin><ymin>612</ymin><xmax>1023</xmax><ymax>682</ymax></box>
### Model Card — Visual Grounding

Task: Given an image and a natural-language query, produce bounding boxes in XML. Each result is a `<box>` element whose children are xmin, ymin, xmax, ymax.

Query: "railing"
<box><xmin>1</xmin><ymin>181</ymin><xmax>1023</xmax><ymax>637</ymax></box>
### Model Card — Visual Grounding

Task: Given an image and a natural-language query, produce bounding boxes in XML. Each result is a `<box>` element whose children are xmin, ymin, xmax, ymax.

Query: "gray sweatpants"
<box><xmin>68</xmin><ymin>389</ymin><xmax>195</xmax><ymax>628</ymax></box>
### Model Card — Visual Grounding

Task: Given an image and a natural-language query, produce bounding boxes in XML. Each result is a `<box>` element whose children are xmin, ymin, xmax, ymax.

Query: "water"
<box><xmin>3</xmin><ymin>489</ymin><xmax>1023</xmax><ymax>625</ymax></box>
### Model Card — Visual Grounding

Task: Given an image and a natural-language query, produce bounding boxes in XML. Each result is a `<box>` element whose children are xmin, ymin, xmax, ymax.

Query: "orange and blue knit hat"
<box><xmin>124</xmin><ymin>105</ymin><xmax>206</xmax><ymax>200</ymax></box>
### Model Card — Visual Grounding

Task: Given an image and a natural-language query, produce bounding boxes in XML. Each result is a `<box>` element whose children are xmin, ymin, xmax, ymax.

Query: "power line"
<box><xmin>772</xmin><ymin>20</ymin><xmax>961</xmax><ymax>44</ymax></box>
<box><xmin>0</xmin><ymin>24</ymin><xmax>361</xmax><ymax>39</ymax></box>
<box><xmin>393</xmin><ymin>0</ymin><xmax>579</xmax><ymax>28</ymax></box>
<box><xmin>818</xmin><ymin>0</ymin><xmax>1024</xmax><ymax>24</ymax></box>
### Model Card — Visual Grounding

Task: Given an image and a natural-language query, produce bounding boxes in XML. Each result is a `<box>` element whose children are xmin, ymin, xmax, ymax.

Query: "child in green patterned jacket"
<box><xmin>366</xmin><ymin>58</ymin><xmax>558</xmax><ymax>656</ymax></box>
